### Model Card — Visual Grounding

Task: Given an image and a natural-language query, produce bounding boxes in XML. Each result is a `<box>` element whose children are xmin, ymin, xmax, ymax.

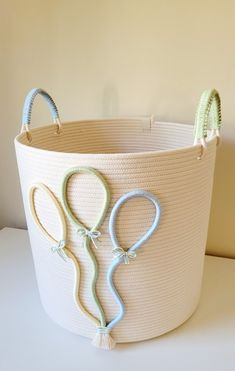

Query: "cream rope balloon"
<box><xmin>29</xmin><ymin>183</ymin><xmax>99</xmax><ymax>327</ymax></box>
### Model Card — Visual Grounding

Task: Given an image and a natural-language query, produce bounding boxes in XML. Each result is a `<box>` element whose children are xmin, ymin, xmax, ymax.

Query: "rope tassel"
<box><xmin>92</xmin><ymin>327</ymin><xmax>116</xmax><ymax>350</ymax></box>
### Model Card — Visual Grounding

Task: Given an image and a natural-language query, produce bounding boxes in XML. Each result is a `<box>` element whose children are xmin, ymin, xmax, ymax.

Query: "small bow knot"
<box><xmin>77</xmin><ymin>228</ymin><xmax>101</xmax><ymax>249</ymax></box>
<box><xmin>112</xmin><ymin>247</ymin><xmax>137</xmax><ymax>264</ymax></box>
<box><xmin>51</xmin><ymin>239</ymin><xmax>67</xmax><ymax>261</ymax></box>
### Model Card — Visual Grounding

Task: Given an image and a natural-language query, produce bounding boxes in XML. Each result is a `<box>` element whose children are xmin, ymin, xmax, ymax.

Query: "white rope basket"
<box><xmin>14</xmin><ymin>88</ymin><xmax>221</xmax><ymax>347</ymax></box>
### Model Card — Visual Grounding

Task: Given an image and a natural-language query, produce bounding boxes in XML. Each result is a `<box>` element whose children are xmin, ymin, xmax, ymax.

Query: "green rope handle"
<box><xmin>194</xmin><ymin>88</ymin><xmax>222</xmax><ymax>143</ymax></box>
<box><xmin>61</xmin><ymin>166</ymin><xmax>110</xmax><ymax>328</ymax></box>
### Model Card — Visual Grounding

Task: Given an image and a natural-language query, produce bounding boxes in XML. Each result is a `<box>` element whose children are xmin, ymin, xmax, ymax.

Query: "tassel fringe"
<box><xmin>92</xmin><ymin>327</ymin><xmax>116</xmax><ymax>350</ymax></box>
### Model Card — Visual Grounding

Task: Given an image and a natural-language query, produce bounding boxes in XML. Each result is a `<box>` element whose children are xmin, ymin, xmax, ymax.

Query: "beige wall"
<box><xmin>1</xmin><ymin>0</ymin><xmax>235</xmax><ymax>257</ymax></box>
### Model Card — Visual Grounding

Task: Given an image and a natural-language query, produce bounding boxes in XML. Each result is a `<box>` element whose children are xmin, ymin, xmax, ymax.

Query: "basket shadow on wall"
<box><xmin>207</xmin><ymin>139</ymin><xmax>235</xmax><ymax>258</ymax></box>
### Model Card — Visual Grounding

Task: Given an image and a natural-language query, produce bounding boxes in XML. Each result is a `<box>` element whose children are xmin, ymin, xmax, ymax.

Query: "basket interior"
<box><xmin>17</xmin><ymin>119</ymin><xmax>194</xmax><ymax>154</ymax></box>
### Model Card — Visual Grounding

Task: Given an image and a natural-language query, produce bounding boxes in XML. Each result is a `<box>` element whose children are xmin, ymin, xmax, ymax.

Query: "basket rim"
<box><xmin>14</xmin><ymin>119</ymin><xmax>215</xmax><ymax>159</ymax></box>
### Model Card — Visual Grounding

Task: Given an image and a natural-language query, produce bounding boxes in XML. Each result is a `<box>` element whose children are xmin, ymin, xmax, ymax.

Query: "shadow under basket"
<box><xmin>15</xmin><ymin>88</ymin><xmax>220</xmax><ymax>347</ymax></box>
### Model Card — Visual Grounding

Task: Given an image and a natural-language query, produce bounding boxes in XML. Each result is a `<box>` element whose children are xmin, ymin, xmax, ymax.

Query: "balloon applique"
<box><xmin>92</xmin><ymin>189</ymin><xmax>161</xmax><ymax>350</ymax></box>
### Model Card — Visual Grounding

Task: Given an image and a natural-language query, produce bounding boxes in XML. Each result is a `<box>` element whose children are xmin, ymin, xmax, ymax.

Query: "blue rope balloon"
<box><xmin>92</xmin><ymin>189</ymin><xmax>161</xmax><ymax>349</ymax></box>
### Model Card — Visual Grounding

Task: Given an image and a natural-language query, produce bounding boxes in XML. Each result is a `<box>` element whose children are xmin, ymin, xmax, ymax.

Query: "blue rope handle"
<box><xmin>21</xmin><ymin>88</ymin><xmax>61</xmax><ymax>141</ymax></box>
<box><xmin>106</xmin><ymin>189</ymin><xmax>161</xmax><ymax>332</ymax></box>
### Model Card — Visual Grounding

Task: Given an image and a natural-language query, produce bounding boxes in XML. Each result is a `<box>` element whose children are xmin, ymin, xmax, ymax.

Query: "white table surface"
<box><xmin>0</xmin><ymin>227</ymin><xmax>234</xmax><ymax>371</ymax></box>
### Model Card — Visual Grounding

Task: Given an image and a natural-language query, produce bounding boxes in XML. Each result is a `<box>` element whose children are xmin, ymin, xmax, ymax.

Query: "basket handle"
<box><xmin>21</xmin><ymin>88</ymin><xmax>62</xmax><ymax>142</ymax></box>
<box><xmin>194</xmin><ymin>89</ymin><xmax>222</xmax><ymax>159</ymax></box>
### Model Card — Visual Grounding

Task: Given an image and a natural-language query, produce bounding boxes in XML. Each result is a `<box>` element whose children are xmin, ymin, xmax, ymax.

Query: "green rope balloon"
<box><xmin>61</xmin><ymin>166</ymin><xmax>110</xmax><ymax>330</ymax></box>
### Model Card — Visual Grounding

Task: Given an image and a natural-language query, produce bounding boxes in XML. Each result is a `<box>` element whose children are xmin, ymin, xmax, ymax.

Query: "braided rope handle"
<box><xmin>194</xmin><ymin>89</ymin><xmax>222</xmax><ymax>158</ymax></box>
<box><xmin>21</xmin><ymin>88</ymin><xmax>61</xmax><ymax>142</ymax></box>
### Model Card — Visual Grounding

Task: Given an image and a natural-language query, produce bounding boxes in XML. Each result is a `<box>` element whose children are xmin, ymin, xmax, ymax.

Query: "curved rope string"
<box><xmin>61</xmin><ymin>167</ymin><xmax>110</xmax><ymax>328</ymax></box>
<box><xmin>28</xmin><ymin>182</ymin><xmax>100</xmax><ymax>327</ymax></box>
<box><xmin>105</xmin><ymin>190</ymin><xmax>161</xmax><ymax>333</ymax></box>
